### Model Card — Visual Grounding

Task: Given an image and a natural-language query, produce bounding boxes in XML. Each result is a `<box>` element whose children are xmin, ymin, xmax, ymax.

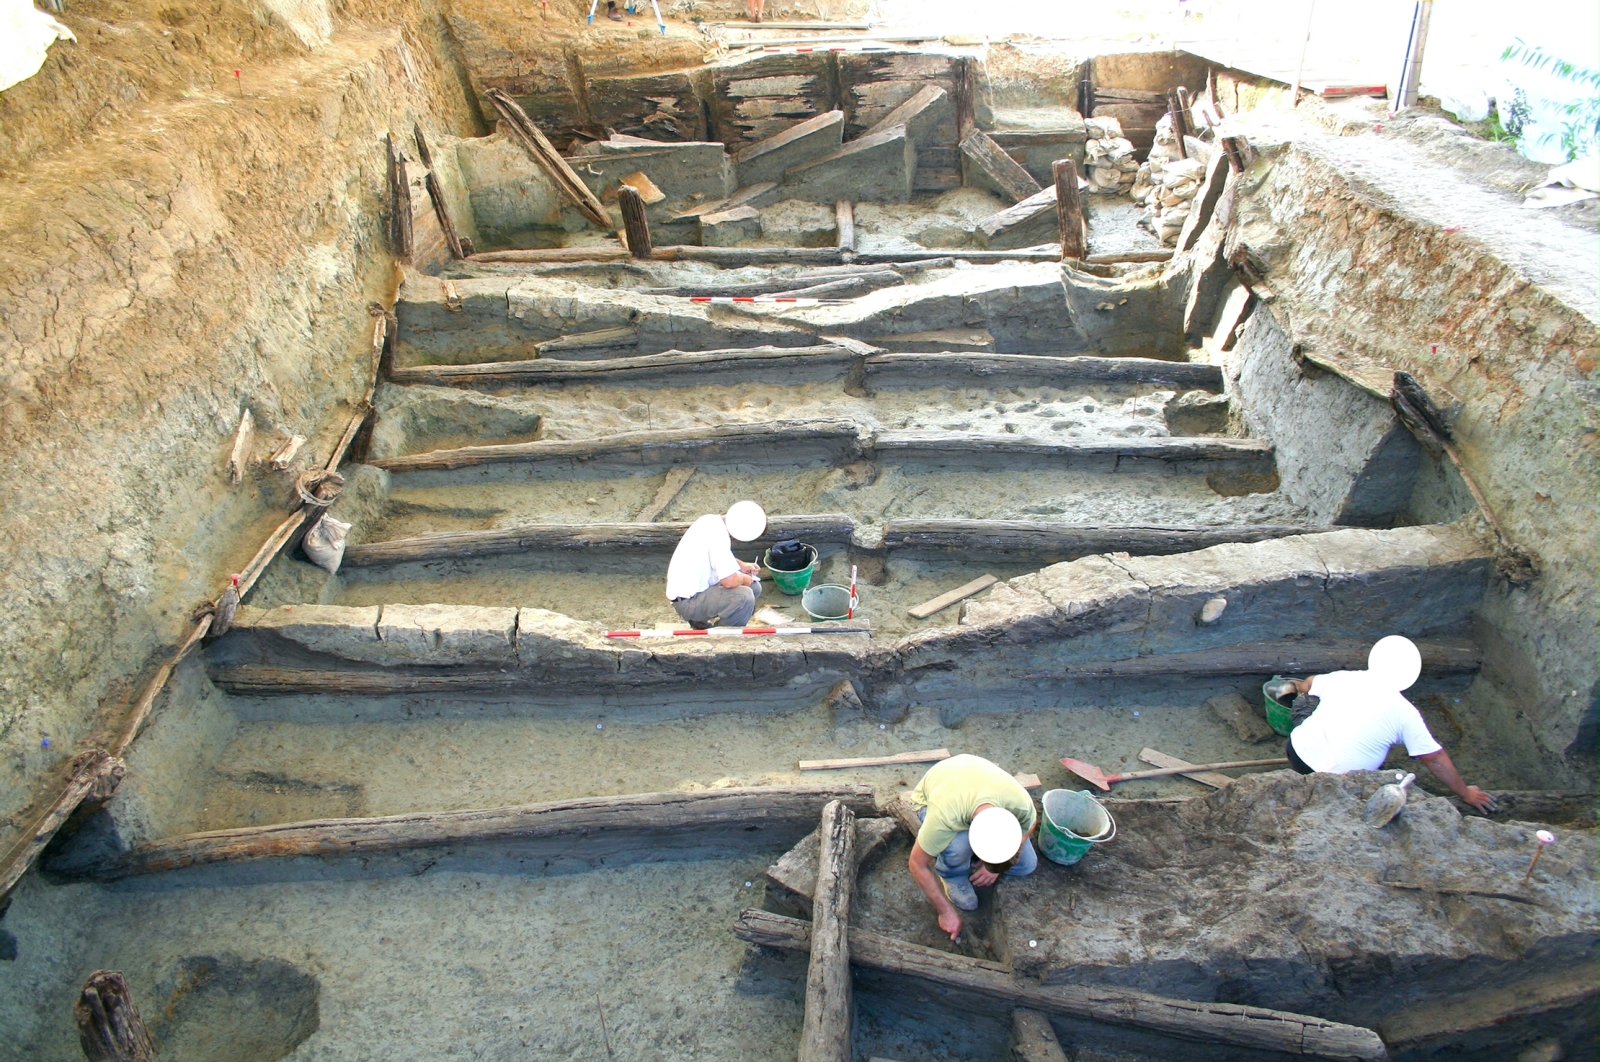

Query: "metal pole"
<box><xmin>1392</xmin><ymin>0</ymin><xmax>1434</xmax><ymax>114</ymax></box>
<box><xmin>1289</xmin><ymin>0</ymin><xmax>1318</xmax><ymax>107</ymax></box>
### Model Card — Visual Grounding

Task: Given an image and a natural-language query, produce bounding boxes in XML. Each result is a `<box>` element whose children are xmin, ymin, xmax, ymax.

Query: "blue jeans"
<box><xmin>918</xmin><ymin>808</ymin><xmax>1038</xmax><ymax>884</ymax></box>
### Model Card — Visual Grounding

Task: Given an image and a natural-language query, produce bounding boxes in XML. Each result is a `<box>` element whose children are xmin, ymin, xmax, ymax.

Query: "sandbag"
<box><xmin>302</xmin><ymin>514</ymin><xmax>352</xmax><ymax>574</ymax></box>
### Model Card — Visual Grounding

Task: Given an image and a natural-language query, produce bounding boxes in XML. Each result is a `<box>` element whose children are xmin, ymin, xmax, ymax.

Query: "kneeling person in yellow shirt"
<box><xmin>907</xmin><ymin>754</ymin><xmax>1039</xmax><ymax>942</ymax></box>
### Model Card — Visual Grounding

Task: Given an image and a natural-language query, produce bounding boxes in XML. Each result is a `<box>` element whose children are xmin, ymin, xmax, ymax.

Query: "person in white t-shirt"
<box><xmin>1280</xmin><ymin>635</ymin><xmax>1498</xmax><ymax>813</ymax></box>
<box><xmin>664</xmin><ymin>500</ymin><xmax>766</xmax><ymax>629</ymax></box>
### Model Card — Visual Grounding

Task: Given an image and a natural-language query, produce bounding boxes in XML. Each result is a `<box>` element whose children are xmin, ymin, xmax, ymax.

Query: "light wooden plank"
<box><xmin>906</xmin><ymin>574</ymin><xmax>999</xmax><ymax>619</ymax></box>
<box><xmin>636</xmin><ymin>467</ymin><xmax>695</xmax><ymax>522</ymax></box>
<box><xmin>798</xmin><ymin>749</ymin><xmax>950</xmax><ymax>771</ymax></box>
<box><xmin>1137</xmin><ymin>747</ymin><xmax>1237</xmax><ymax>789</ymax></box>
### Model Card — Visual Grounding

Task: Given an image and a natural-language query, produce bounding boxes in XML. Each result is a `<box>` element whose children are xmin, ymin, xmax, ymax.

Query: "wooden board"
<box><xmin>798</xmin><ymin>749</ymin><xmax>950</xmax><ymax>771</ymax></box>
<box><xmin>960</xmin><ymin>130</ymin><xmax>1041</xmax><ymax>203</ymax></box>
<box><xmin>907</xmin><ymin>574</ymin><xmax>999</xmax><ymax>619</ymax></box>
<box><xmin>1137</xmin><ymin>747</ymin><xmax>1238</xmax><ymax>789</ymax></box>
<box><xmin>636</xmin><ymin>466</ymin><xmax>694</xmax><ymax>522</ymax></box>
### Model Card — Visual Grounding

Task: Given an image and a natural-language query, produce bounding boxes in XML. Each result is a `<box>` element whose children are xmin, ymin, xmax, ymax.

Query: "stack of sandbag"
<box><xmin>1082</xmin><ymin>116</ymin><xmax>1139</xmax><ymax>195</ymax></box>
<box><xmin>1131</xmin><ymin>115</ymin><xmax>1207</xmax><ymax>245</ymax></box>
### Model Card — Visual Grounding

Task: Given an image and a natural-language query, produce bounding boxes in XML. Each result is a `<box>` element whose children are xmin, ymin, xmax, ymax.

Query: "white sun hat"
<box><xmin>1368</xmin><ymin>635</ymin><xmax>1422</xmax><ymax>692</ymax></box>
<box><xmin>969</xmin><ymin>805</ymin><xmax>1023</xmax><ymax>863</ymax></box>
<box><xmin>723</xmin><ymin>500</ymin><xmax>767</xmax><ymax>542</ymax></box>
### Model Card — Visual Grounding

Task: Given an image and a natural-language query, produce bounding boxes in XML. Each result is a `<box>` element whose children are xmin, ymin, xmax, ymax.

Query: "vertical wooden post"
<box><xmin>800</xmin><ymin>800</ymin><xmax>857</xmax><ymax>1062</ymax></box>
<box><xmin>414</xmin><ymin>124</ymin><xmax>465</xmax><ymax>260</ymax></box>
<box><xmin>834</xmin><ymin>200</ymin><xmax>855</xmax><ymax>252</ymax></box>
<box><xmin>1052</xmin><ymin>160</ymin><xmax>1086</xmax><ymax>261</ymax></box>
<box><xmin>75</xmin><ymin>971</ymin><xmax>156</xmax><ymax>1061</ymax></box>
<box><xmin>1168</xmin><ymin>90</ymin><xmax>1190</xmax><ymax>159</ymax></box>
<box><xmin>385</xmin><ymin>133</ymin><xmax>413</xmax><ymax>263</ymax></box>
<box><xmin>618</xmin><ymin>186</ymin><xmax>652</xmax><ymax>259</ymax></box>
<box><xmin>1221</xmin><ymin>136</ymin><xmax>1247</xmax><ymax>173</ymax></box>
<box><xmin>1079</xmin><ymin>76</ymin><xmax>1094</xmax><ymax>118</ymax></box>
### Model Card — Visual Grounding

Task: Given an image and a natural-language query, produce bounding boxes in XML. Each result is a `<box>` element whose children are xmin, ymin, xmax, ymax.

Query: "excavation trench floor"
<box><xmin>372</xmin><ymin>461</ymin><xmax>1302</xmax><ymax>540</ymax></box>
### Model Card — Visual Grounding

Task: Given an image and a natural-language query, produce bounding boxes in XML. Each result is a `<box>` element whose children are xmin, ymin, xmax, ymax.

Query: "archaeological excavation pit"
<box><xmin>0</xmin><ymin>7</ymin><xmax>1595</xmax><ymax>1061</ymax></box>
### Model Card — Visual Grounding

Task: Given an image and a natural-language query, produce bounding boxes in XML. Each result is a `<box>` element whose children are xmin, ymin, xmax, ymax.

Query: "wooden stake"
<box><xmin>834</xmin><ymin>200</ymin><xmax>854</xmax><ymax>252</ymax></box>
<box><xmin>800</xmin><ymin>801</ymin><xmax>856</xmax><ymax>1062</ymax></box>
<box><xmin>386</xmin><ymin>132</ymin><xmax>414</xmax><ymax>262</ymax></box>
<box><xmin>732</xmin><ymin>911</ymin><xmax>1388</xmax><ymax>1060</ymax></box>
<box><xmin>415</xmin><ymin>125</ymin><xmax>465</xmax><ymax>260</ymax></box>
<box><xmin>618</xmin><ymin>185</ymin><xmax>652</xmax><ymax>259</ymax></box>
<box><xmin>1168</xmin><ymin>90</ymin><xmax>1189</xmax><ymax>159</ymax></box>
<box><xmin>75</xmin><ymin>970</ymin><xmax>156</xmax><ymax>1062</ymax></box>
<box><xmin>486</xmin><ymin>88</ymin><xmax>612</xmax><ymax>230</ymax></box>
<box><xmin>798</xmin><ymin>749</ymin><xmax>950</xmax><ymax>771</ymax></box>
<box><xmin>226</xmin><ymin>408</ymin><xmax>253</xmax><ymax>484</ymax></box>
<box><xmin>1221</xmin><ymin>136</ymin><xmax>1247</xmax><ymax>173</ymax></box>
<box><xmin>907</xmin><ymin>574</ymin><xmax>999</xmax><ymax>620</ymax></box>
<box><xmin>635</xmin><ymin>466</ymin><xmax>694</xmax><ymax>522</ymax></box>
<box><xmin>1052</xmin><ymin>160</ymin><xmax>1086</xmax><ymax>261</ymax></box>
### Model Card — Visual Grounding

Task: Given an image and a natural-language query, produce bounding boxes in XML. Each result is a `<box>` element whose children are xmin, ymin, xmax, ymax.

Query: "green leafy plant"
<box><xmin>1502</xmin><ymin>38</ymin><xmax>1600</xmax><ymax>161</ymax></box>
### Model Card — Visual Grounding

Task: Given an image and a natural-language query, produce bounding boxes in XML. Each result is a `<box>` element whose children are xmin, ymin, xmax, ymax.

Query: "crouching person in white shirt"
<box><xmin>664</xmin><ymin>500</ymin><xmax>766</xmax><ymax>629</ymax></box>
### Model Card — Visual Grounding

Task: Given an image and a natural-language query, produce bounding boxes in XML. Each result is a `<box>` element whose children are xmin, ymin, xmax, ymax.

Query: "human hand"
<box><xmin>938</xmin><ymin>909</ymin><xmax>963</xmax><ymax>942</ymax></box>
<box><xmin>970</xmin><ymin>864</ymin><xmax>1000</xmax><ymax>888</ymax></box>
<box><xmin>1463</xmin><ymin>786</ymin><xmax>1499</xmax><ymax>814</ymax></box>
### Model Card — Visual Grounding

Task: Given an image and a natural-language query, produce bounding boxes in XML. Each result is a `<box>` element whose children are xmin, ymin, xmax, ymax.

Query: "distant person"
<box><xmin>906</xmin><ymin>754</ymin><xmax>1039</xmax><ymax>942</ymax></box>
<box><xmin>746</xmin><ymin>0</ymin><xmax>763</xmax><ymax>20</ymax></box>
<box><xmin>665</xmin><ymin>500</ymin><xmax>766</xmax><ymax>629</ymax></box>
<box><xmin>1277</xmin><ymin>635</ymin><xmax>1498</xmax><ymax>813</ymax></box>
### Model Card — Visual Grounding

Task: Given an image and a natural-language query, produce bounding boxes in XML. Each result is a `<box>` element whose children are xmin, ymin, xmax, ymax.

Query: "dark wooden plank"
<box><xmin>619</xmin><ymin>185</ymin><xmax>652</xmax><ymax>258</ymax></box>
<box><xmin>732</xmin><ymin>910</ymin><xmax>1388</xmax><ymax>1060</ymax></box>
<box><xmin>800</xmin><ymin>801</ymin><xmax>857</xmax><ymax>1062</ymax></box>
<box><xmin>1053</xmin><ymin>159</ymin><xmax>1086</xmax><ymax>259</ymax></box>
<box><xmin>960</xmin><ymin>130</ymin><xmax>1042</xmax><ymax>203</ymax></box>
<box><xmin>880</xmin><ymin>520</ymin><xmax>1325</xmax><ymax>559</ymax></box>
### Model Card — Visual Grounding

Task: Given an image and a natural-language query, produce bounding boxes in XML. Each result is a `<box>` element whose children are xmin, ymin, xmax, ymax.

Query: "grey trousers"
<box><xmin>672</xmin><ymin>583</ymin><xmax>760</xmax><ymax>628</ymax></box>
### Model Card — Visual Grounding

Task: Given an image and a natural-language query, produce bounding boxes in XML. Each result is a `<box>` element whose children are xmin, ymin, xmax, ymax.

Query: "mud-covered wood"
<box><xmin>373</xmin><ymin>418</ymin><xmax>865</xmax><ymax>472</ymax></box>
<box><xmin>861</xmin><ymin>353</ymin><xmax>1220</xmax><ymax>389</ymax></box>
<box><xmin>1376</xmin><ymin>966</ymin><xmax>1596</xmax><ymax>1049</ymax></box>
<box><xmin>619</xmin><ymin>186</ymin><xmax>652</xmax><ymax>258</ymax></box>
<box><xmin>210</xmin><ymin>666</ymin><xmax>528</xmax><ymax>695</ymax></box>
<box><xmin>636</xmin><ymin>466</ymin><xmax>694</xmax><ymax>522</ymax></box>
<box><xmin>880</xmin><ymin>520</ymin><xmax>1324</xmax><ymax>559</ymax></box>
<box><xmin>960</xmin><ymin>130</ymin><xmax>1041</xmax><ymax>203</ymax></box>
<box><xmin>884</xmin><ymin>792</ymin><xmax>921</xmax><ymax>839</ymax></box>
<box><xmin>709</xmin><ymin>54</ymin><xmax>835</xmax><ymax>148</ymax></box>
<box><xmin>415</xmin><ymin>126</ymin><xmax>465</xmax><ymax>260</ymax></box>
<box><xmin>340</xmin><ymin>515</ymin><xmax>858</xmax><ymax>567</ymax></box>
<box><xmin>1022</xmin><ymin>638</ymin><xmax>1481</xmax><ymax>682</ymax></box>
<box><xmin>391</xmin><ymin>345</ymin><xmax>855</xmax><ymax>388</ymax></box>
<box><xmin>872</xmin><ymin>431</ymin><xmax>1272</xmax><ymax>463</ymax></box>
<box><xmin>1168</xmin><ymin>91</ymin><xmax>1190</xmax><ymax>159</ymax></box>
<box><xmin>386</xmin><ymin>133</ymin><xmax>413</xmax><ymax>262</ymax></box>
<box><xmin>76</xmin><ymin>970</ymin><xmax>156</xmax><ymax>1062</ymax></box>
<box><xmin>834</xmin><ymin>200</ymin><xmax>854</xmax><ymax>251</ymax></box>
<box><xmin>766</xmin><ymin>817</ymin><xmax>898</xmax><ymax>914</ymax></box>
<box><xmin>486</xmin><ymin>88</ymin><xmax>611</xmax><ymax>229</ymax></box>
<box><xmin>732</xmin><ymin>910</ymin><xmax>1387</xmax><ymax>1059</ymax></box>
<box><xmin>1012</xmin><ymin>1008</ymin><xmax>1069</xmax><ymax>1062</ymax></box>
<box><xmin>1053</xmin><ymin>159</ymin><xmax>1086</xmax><ymax>260</ymax></box>
<box><xmin>801</xmin><ymin>801</ymin><xmax>857</xmax><ymax>1062</ymax></box>
<box><xmin>69</xmin><ymin>786</ymin><xmax>879</xmax><ymax>882</ymax></box>
<box><xmin>0</xmin><ymin>751</ymin><xmax>125</xmax><ymax>906</ymax></box>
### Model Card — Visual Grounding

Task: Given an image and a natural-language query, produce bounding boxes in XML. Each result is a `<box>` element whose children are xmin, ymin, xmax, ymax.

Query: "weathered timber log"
<box><xmin>0</xmin><ymin>751</ymin><xmax>125</xmax><ymax>906</ymax></box>
<box><xmin>486</xmin><ymin>89</ymin><xmax>611</xmax><ymax>229</ymax></box>
<box><xmin>884</xmin><ymin>793</ymin><xmax>921</xmax><ymax>839</ymax></box>
<box><xmin>765</xmin><ymin>274</ymin><xmax>897</xmax><ymax>300</ymax></box>
<box><xmin>1012</xmin><ymin>1008</ymin><xmax>1070</xmax><ymax>1062</ymax></box>
<box><xmin>1376</xmin><ymin>966</ymin><xmax>1595</xmax><ymax>1050</ymax></box>
<box><xmin>1021</xmin><ymin>637</ymin><xmax>1480</xmax><ymax>682</ymax></box>
<box><xmin>834</xmin><ymin>200</ymin><xmax>855</xmax><ymax>252</ymax></box>
<box><xmin>70</xmin><ymin>786</ymin><xmax>879</xmax><ymax>882</ymax></box>
<box><xmin>415</xmin><ymin>126</ymin><xmax>465</xmax><ymax>260</ymax></box>
<box><xmin>862</xmin><ymin>353</ymin><xmax>1220</xmax><ymax>389</ymax></box>
<box><xmin>470</xmin><ymin>246</ymin><xmax>631</xmax><ymax>263</ymax></box>
<box><xmin>1052</xmin><ymin>159</ymin><xmax>1087</xmax><ymax>260</ymax></box>
<box><xmin>1084</xmin><ymin>250</ymin><xmax>1173</xmax><ymax>264</ymax></box>
<box><xmin>880</xmin><ymin>520</ymin><xmax>1320</xmax><ymax>559</ymax></box>
<box><xmin>765</xmin><ymin>817</ymin><xmax>898</xmax><ymax>914</ymax></box>
<box><xmin>372</xmin><ymin>418</ymin><xmax>865</xmax><ymax>473</ymax></box>
<box><xmin>390</xmin><ymin>345</ymin><xmax>855</xmax><ymax>388</ymax></box>
<box><xmin>961</xmin><ymin>130</ymin><xmax>1042</xmax><ymax>203</ymax></box>
<box><xmin>618</xmin><ymin>185</ymin><xmax>652</xmax><ymax>258</ymax></box>
<box><xmin>801</xmin><ymin>801</ymin><xmax>857</xmax><ymax>1062</ymax></box>
<box><xmin>732</xmin><ymin>910</ymin><xmax>1388</xmax><ymax>1060</ymax></box>
<box><xmin>209</xmin><ymin>666</ymin><xmax>526</xmax><ymax>696</ymax></box>
<box><xmin>636</xmin><ymin>466</ymin><xmax>694</xmax><ymax>523</ymax></box>
<box><xmin>871</xmin><ymin>432</ymin><xmax>1272</xmax><ymax>463</ymax></box>
<box><xmin>342</xmin><ymin>514</ymin><xmax>858</xmax><ymax>567</ymax></box>
<box><xmin>386</xmin><ymin>133</ymin><xmax>413</xmax><ymax>262</ymax></box>
<box><xmin>468</xmin><ymin>246</ymin><xmax>1061</xmax><ymax>266</ymax></box>
<box><xmin>76</xmin><ymin>970</ymin><xmax>156</xmax><ymax>1062</ymax></box>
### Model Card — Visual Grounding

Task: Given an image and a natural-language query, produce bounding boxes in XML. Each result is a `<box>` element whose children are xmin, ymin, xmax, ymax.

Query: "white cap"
<box><xmin>969</xmin><ymin>805</ymin><xmax>1023</xmax><ymax>863</ymax></box>
<box><xmin>724</xmin><ymin>500</ymin><xmax>767</xmax><ymax>542</ymax></box>
<box><xmin>1368</xmin><ymin>635</ymin><xmax>1422</xmax><ymax>692</ymax></box>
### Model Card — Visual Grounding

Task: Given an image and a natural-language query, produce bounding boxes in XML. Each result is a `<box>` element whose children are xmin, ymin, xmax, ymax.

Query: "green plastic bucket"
<box><xmin>1263</xmin><ymin>676</ymin><xmax>1295</xmax><ymax>737</ymax></box>
<box><xmin>762</xmin><ymin>544</ymin><xmax>817</xmax><ymax>596</ymax></box>
<box><xmin>1038</xmin><ymin>789</ymin><xmax>1115</xmax><ymax>866</ymax></box>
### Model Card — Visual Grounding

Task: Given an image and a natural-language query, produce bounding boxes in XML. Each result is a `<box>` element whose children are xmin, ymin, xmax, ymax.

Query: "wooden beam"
<box><xmin>618</xmin><ymin>185</ymin><xmax>652</xmax><ymax>258</ymax></box>
<box><xmin>468</xmin><ymin>245</ymin><xmax>1064</xmax><ymax>266</ymax></box>
<box><xmin>1021</xmin><ymin>638</ymin><xmax>1481</xmax><ymax>683</ymax></box>
<box><xmin>766</xmin><ymin>817</ymin><xmax>899</xmax><ymax>914</ymax></box>
<box><xmin>1137</xmin><ymin>747</ymin><xmax>1238</xmax><ymax>789</ymax></box>
<box><xmin>0</xmin><ymin>751</ymin><xmax>125</xmax><ymax>906</ymax></box>
<box><xmin>1052</xmin><ymin>159</ymin><xmax>1086</xmax><ymax>260</ymax></box>
<box><xmin>880</xmin><ymin>520</ymin><xmax>1322</xmax><ymax>560</ymax></box>
<box><xmin>485</xmin><ymin>88</ymin><xmax>612</xmax><ymax>230</ymax></box>
<box><xmin>415</xmin><ymin>125</ymin><xmax>465</xmax><ymax>260</ymax></box>
<box><xmin>386</xmin><ymin>133</ymin><xmax>413</xmax><ymax>262</ymax></box>
<box><xmin>798</xmin><ymin>749</ymin><xmax>950</xmax><ymax>771</ymax></box>
<box><xmin>907</xmin><ymin>575</ymin><xmax>998</xmax><ymax>620</ymax></box>
<box><xmin>65</xmin><ymin>786</ymin><xmax>879</xmax><ymax>882</ymax></box>
<box><xmin>732</xmin><ymin>910</ymin><xmax>1388</xmax><ymax>1060</ymax></box>
<box><xmin>636</xmin><ymin>466</ymin><xmax>695</xmax><ymax>522</ymax></box>
<box><xmin>960</xmin><ymin>130</ymin><xmax>1042</xmax><ymax>203</ymax></box>
<box><xmin>1012</xmin><ymin>1009</ymin><xmax>1069</xmax><ymax>1062</ymax></box>
<box><xmin>801</xmin><ymin>801</ymin><xmax>856</xmax><ymax>1062</ymax></box>
<box><xmin>834</xmin><ymin>200</ymin><xmax>855</xmax><ymax>252</ymax></box>
<box><xmin>76</xmin><ymin>970</ymin><xmax>156</xmax><ymax>1062</ymax></box>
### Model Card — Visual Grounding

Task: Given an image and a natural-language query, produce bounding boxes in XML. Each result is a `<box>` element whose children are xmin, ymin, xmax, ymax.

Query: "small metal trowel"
<box><xmin>1364</xmin><ymin>771</ymin><xmax>1415</xmax><ymax>829</ymax></box>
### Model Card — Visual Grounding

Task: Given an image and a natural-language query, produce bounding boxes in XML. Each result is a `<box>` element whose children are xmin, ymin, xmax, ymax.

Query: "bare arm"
<box><xmin>1416</xmin><ymin>749</ymin><xmax>1497</xmax><ymax>813</ymax></box>
<box><xmin>716</xmin><ymin>571</ymin><xmax>757</xmax><ymax>588</ymax></box>
<box><xmin>907</xmin><ymin>844</ymin><xmax>963</xmax><ymax>942</ymax></box>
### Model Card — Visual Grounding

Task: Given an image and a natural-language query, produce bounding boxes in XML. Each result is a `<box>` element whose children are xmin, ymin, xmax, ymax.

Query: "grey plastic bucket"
<box><xmin>1038</xmin><ymin>789</ymin><xmax>1116</xmax><ymax>866</ymax></box>
<box><xmin>801</xmin><ymin>583</ymin><xmax>852</xmax><ymax>620</ymax></box>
